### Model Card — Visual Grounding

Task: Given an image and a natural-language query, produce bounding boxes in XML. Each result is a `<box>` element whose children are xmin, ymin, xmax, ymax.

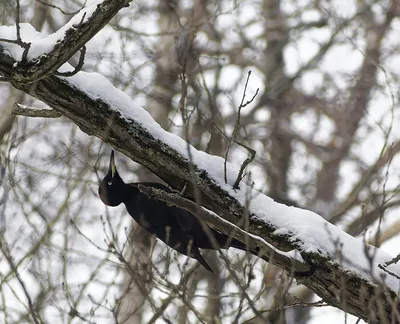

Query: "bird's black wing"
<box><xmin>135</xmin><ymin>182</ymin><xmax>196</xmax><ymax>231</ymax></box>
<box><xmin>171</xmin><ymin>207</ymin><xmax>196</xmax><ymax>232</ymax></box>
<box><xmin>172</xmin><ymin>205</ymin><xmax>252</xmax><ymax>252</ymax></box>
<box><xmin>136</xmin><ymin>183</ymin><xmax>248</xmax><ymax>250</ymax></box>
<box><xmin>171</xmin><ymin>206</ymin><xmax>224</xmax><ymax>250</ymax></box>
<box><xmin>126</xmin><ymin>182</ymin><xmax>214</xmax><ymax>272</ymax></box>
<box><xmin>190</xmin><ymin>245</ymin><xmax>214</xmax><ymax>272</ymax></box>
<box><xmin>149</xmin><ymin>213</ymin><xmax>214</xmax><ymax>272</ymax></box>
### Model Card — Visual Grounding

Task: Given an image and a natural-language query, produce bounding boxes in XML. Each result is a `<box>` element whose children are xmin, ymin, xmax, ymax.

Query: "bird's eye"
<box><xmin>107</xmin><ymin>181</ymin><xmax>112</xmax><ymax>185</ymax></box>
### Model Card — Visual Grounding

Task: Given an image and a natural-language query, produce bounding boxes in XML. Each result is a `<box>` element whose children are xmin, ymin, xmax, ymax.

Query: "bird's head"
<box><xmin>99</xmin><ymin>150</ymin><xmax>125</xmax><ymax>206</ymax></box>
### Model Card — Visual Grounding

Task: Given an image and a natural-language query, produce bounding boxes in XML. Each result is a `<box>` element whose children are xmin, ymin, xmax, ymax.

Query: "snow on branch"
<box><xmin>2</xmin><ymin>0</ymin><xmax>131</xmax><ymax>84</ymax></box>
<box><xmin>1</xmin><ymin>22</ymin><xmax>400</xmax><ymax>323</ymax></box>
<box><xmin>13</xmin><ymin>103</ymin><xmax>61</xmax><ymax>118</ymax></box>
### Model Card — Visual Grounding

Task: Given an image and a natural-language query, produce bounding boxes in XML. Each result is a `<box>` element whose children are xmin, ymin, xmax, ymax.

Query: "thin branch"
<box><xmin>212</xmin><ymin>122</ymin><xmax>257</xmax><ymax>190</ymax></box>
<box><xmin>54</xmin><ymin>46</ymin><xmax>86</xmax><ymax>77</ymax></box>
<box><xmin>367</xmin><ymin>218</ymin><xmax>400</xmax><ymax>247</ymax></box>
<box><xmin>331</xmin><ymin>141</ymin><xmax>400</xmax><ymax>225</ymax></box>
<box><xmin>15</xmin><ymin>0</ymin><xmax>31</xmax><ymax>63</ymax></box>
<box><xmin>35</xmin><ymin>0</ymin><xmax>84</xmax><ymax>16</ymax></box>
<box><xmin>10</xmin><ymin>0</ymin><xmax>132</xmax><ymax>83</ymax></box>
<box><xmin>147</xmin><ymin>264</ymin><xmax>201</xmax><ymax>324</ymax></box>
<box><xmin>15</xmin><ymin>0</ymin><xmax>22</xmax><ymax>44</ymax></box>
<box><xmin>13</xmin><ymin>103</ymin><xmax>62</xmax><ymax>118</ymax></box>
<box><xmin>224</xmin><ymin>70</ymin><xmax>259</xmax><ymax>186</ymax></box>
<box><xmin>243</xmin><ymin>299</ymin><xmax>328</xmax><ymax>323</ymax></box>
<box><xmin>379</xmin><ymin>251</ymin><xmax>400</xmax><ymax>270</ymax></box>
<box><xmin>233</xmin><ymin>142</ymin><xmax>256</xmax><ymax>190</ymax></box>
<box><xmin>378</xmin><ymin>263</ymin><xmax>400</xmax><ymax>280</ymax></box>
<box><xmin>0</xmin><ymin>136</ymin><xmax>12</xmax><ymax>234</ymax></box>
<box><xmin>0</xmin><ymin>237</ymin><xmax>41</xmax><ymax>324</ymax></box>
<box><xmin>20</xmin><ymin>42</ymin><xmax>31</xmax><ymax>64</ymax></box>
<box><xmin>0</xmin><ymin>38</ymin><xmax>19</xmax><ymax>44</ymax></box>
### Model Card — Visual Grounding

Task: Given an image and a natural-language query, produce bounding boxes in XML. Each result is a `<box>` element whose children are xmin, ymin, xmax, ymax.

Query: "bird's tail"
<box><xmin>192</xmin><ymin>247</ymin><xmax>214</xmax><ymax>273</ymax></box>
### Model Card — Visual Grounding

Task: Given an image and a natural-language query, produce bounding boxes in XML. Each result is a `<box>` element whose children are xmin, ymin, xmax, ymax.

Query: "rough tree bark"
<box><xmin>1</xmin><ymin>1</ymin><xmax>399</xmax><ymax>323</ymax></box>
<box><xmin>1</xmin><ymin>51</ymin><xmax>399</xmax><ymax>323</ymax></box>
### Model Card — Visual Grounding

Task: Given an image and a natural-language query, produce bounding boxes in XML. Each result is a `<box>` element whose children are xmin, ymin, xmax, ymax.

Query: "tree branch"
<box><xmin>12</xmin><ymin>0</ymin><xmax>132</xmax><ymax>84</ymax></box>
<box><xmin>0</xmin><ymin>237</ymin><xmax>41</xmax><ymax>324</ymax></box>
<box><xmin>13</xmin><ymin>103</ymin><xmax>62</xmax><ymax>118</ymax></box>
<box><xmin>1</xmin><ymin>28</ymin><xmax>399</xmax><ymax>324</ymax></box>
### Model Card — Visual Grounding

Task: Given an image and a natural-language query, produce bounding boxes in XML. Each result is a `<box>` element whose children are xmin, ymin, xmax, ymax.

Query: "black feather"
<box><xmin>98</xmin><ymin>151</ymin><xmax>257</xmax><ymax>272</ymax></box>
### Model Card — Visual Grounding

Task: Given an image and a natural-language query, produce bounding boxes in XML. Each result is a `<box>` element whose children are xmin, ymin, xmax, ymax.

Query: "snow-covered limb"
<box><xmin>3</xmin><ymin>0</ymin><xmax>131</xmax><ymax>84</ymax></box>
<box><xmin>1</xmin><ymin>23</ymin><xmax>400</xmax><ymax>323</ymax></box>
<box><xmin>137</xmin><ymin>184</ymin><xmax>309</xmax><ymax>274</ymax></box>
<box><xmin>13</xmin><ymin>103</ymin><xmax>61</xmax><ymax>118</ymax></box>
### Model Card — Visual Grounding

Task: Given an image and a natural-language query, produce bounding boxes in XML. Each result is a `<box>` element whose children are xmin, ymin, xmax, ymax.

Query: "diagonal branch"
<box><xmin>13</xmin><ymin>103</ymin><xmax>62</xmax><ymax>118</ymax></box>
<box><xmin>1</xmin><ymin>27</ymin><xmax>400</xmax><ymax>323</ymax></box>
<box><xmin>11</xmin><ymin>0</ymin><xmax>132</xmax><ymax>84</ymax></box>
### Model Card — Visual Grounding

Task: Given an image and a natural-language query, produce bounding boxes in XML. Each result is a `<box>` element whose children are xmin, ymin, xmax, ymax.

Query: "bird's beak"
<box><xmin>109</xmin><ymin>150</ymin><xmax>116</xmax><ymax>178</ymax></box>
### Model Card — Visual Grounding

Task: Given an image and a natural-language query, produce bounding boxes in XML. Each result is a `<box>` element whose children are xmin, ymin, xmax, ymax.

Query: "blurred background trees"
<box><xmin>1</xmin><ymin>0</ymin><xmax>400</xmax><ymax>323</ymax></box>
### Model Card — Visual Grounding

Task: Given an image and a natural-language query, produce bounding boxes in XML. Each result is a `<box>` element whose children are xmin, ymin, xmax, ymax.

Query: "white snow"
<box><xmin>0</xmin><ymin>1</ymin><xmax>101</xmax><ymax>61</ymax></box>
<box><xmin>1</xmin><ymin>22</ymin><xmax>400</xmax><ymax>293</ymax></box>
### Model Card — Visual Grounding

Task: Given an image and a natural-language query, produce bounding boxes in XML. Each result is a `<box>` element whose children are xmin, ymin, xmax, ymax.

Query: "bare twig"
<box><xmin>224</xmin><ymin>70</ymin><xmax>259</xmax><ymax>186</ymax></box>
<box><xmin>0</xmin><ymin>237</ymin><xmax>41</xmax><ymax>324</ymax></box>
<box><xmin>0</xmin><ymin>38</ymin><xmax>20</xmax><ymax>44</ymax></box>
<box><xmin>147</xmin><ymin>264</ymin><xmax>201</xmax><ymax>324</ymax></box>
<box><xmin>179</xmin><ymin>72</ymin><xmax>188</xmax><ymax>128</ymax></box>
<box><xmin>10</xmin><ymin>0</ymin><xmax>132</xmax><ymax>83</ymax></box>
<box><xmin>379</xmin><ymin>253</ymin><xmax>400</xmax><ymax>268</ymax></box>
<box><xmin>331</xmin><ymin>141</ymin><xmax>400</xmax><ymax>225</ymax></box>
<box><xmin>0</xmin><ymin>135</ymin><xmax>12</xmax><ymax>234</ymax></box>
<box><xmin>242</xmin><ymin>299</ymin><xmax>327</xmax><ymax>323</ymax></box>
<box><xmin>35</xmin><ymin>0</ymin><xmax>84</xmax><ymax>16</ymax></box>
<box><xmin>367</xmin><ymin>218</ymin><xmax>400</xmax><ymax>246</ymax></box>
<box><xmin>233</xmin><ymin>142</ymin><xmax>256</xmax><ymax>190</ymax></box>
<box><xmin>13</xmin><ymin>0</ymin><xmax>31</xmax><ymax>64</ymax></box>
<box><xmin>378</xmin><ymin>263</ymin><xmax>400</xmax><ymax>280</ymax></box>
<box><xmin>54</xmin><ymin>46</ymin><xmax>86</xmax><ymax>77</ymax></box>
<box><xmin>13</xmin><ymin>103</ymin><xmax>62</xmax><ymax>118</ymax></box>
<box><xmin>15</xmin><ymin>0</ymin><xmax>22</xmax><ymax>44</ymax></box>
<box><xmin>212</xmin><ymin>122</ymin><xmax>257</xmax><ymax>190</ymax></box>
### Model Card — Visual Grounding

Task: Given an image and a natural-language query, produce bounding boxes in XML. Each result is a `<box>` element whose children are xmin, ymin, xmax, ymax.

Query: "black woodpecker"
<box><xmin>99</xmin><ymin>150</ymin><xmax>260</xmax><ymax>272</ymax></box>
